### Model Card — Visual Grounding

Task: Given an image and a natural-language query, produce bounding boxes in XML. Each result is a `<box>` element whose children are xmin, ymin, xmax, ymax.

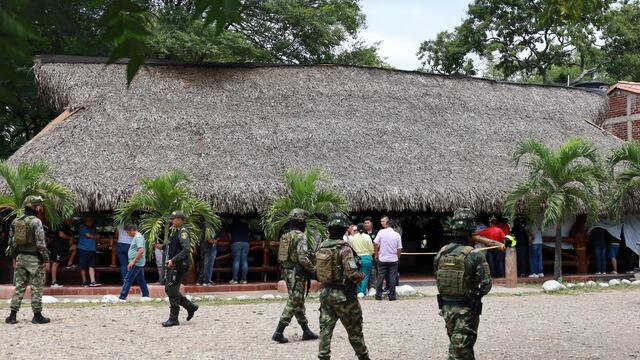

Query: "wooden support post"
<box><xmin>574</xmin><ymin>233</ymin><xmax>588</xmax><ymax>274</ymax></box>
<box><xmin>505</xmin><ymin>247</ymin><xmax>517</xmax><ymax>288</ymax></box>
<box><xmin>111</xmin><ymin>244</ymin><xmax>118</xmax><ymax>268</ymax></box>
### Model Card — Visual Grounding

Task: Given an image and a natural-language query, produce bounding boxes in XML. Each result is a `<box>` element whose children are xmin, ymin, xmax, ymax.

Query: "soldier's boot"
<box><xmin>162</xmin><ymin>318</ymin><xmax>180</xmax><ymax>327</ymax></box>
<box><xmin>301</xmin><ymin>324</ymin><xmax>319</xmax><ymax>340</ymax></box>
<box><xmin>186</xmin><ymin>303</ymin><xmax>199</xmax><ymax>321</ymax></box>
<box><xmin>271</xmin><ymin>322</ymin><xmax>289</xmax><ymax>343</ymax></box>
<box><xmin>31</xmin><ymin>312</ymin><xmax>50</xmax><ymax>324</ymax></box>
<box><xmin>5</xmin><ymin>310</ymin><xmax>17</xmax><ymax>324</ymax></box>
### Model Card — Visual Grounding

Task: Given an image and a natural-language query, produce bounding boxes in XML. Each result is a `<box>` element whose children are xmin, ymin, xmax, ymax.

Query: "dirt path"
<box><xmin>1</xmin><ymin>289</ymin><xmax>639</xmax><ymax>360</ymax></box>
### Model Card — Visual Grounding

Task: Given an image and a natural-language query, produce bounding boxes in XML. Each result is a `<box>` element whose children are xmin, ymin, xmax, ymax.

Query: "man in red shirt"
<box><xmin>476</xmin><ymin>217</ymin><xmax>506</xmax><ymax>277</ymax></box>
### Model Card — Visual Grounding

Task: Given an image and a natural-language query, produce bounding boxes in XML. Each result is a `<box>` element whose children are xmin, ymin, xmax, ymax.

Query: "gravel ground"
<box><xmin>1</xmin><ymin>288</ymin><xmax>639</xmax><ymax>360</ymax></box>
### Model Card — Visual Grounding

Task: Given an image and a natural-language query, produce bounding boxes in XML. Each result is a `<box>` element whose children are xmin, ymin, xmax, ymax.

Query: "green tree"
<box><xmin>1</xmin><ymin>0</ymin><xmax>383</xmax><ymax>161</ymax></box>
<box><xmin>114</xmin><ymin>169</ymin><xmax>220</xmax><ymax>262</ymax></box>
<box><xmin>0</xmin><ymin>160</ymin><xmax>74</xmax><ymax>227</ymax></box>
<box><xmin>602</xmin><ymin>0</ymin><xmax>640</xmax><ymax>82</ymax></box>
<box><xmin>606</xmin><ymin>141</ymin><xmax>640</xmax><ymax>220</ymax></box>
<box><xmin>261</xmin><ymin>168</ymin><xmax>347</xmax><ymax>244</ymax></box>
<box><xmin>417</xmin><ymin>0</ymin><xmax>612</xmax><ymax>83</ymax></box>
<box><xmin>148</xmin><ymin>0</ymin><xmax>384</xmax><ymax>66</ymax></box>
<box><xmin>503</xmin><ymin>137</ymin><xmax>604</xmax><ymax>280</ymax></box>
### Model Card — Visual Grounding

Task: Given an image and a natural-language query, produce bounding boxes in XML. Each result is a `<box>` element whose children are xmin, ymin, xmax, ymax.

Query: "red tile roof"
<box><xmin>608</xmin><ymin>81</ymin><xmax>640</xmax><ymax>95</ymax></box>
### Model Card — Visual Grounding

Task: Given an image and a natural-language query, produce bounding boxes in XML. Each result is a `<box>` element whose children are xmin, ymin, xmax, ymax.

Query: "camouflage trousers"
<box><xmin>278</xmin><ymin>268</ymin><xmax>308</xmax><ymax>326</ymax></box>
<box><xmin>11</xmin><ymin>254</ymin><xmax>44</xmax><ymax>313</ymax></box>
<box><xmin>318</xmin><ymin>288</ymin><xmax>369</xmax><ymax>360</ymax></box>
<box><xmin>441</xmin><ymin>305</ymin><xmax>480</xmax><ymax>360</ymax></box>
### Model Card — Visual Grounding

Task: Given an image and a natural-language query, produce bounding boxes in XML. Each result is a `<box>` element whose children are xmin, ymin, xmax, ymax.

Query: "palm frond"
<box><xmin>114</xmin><ymin>169</ymin><xmax>219</xmax><ymax>263</ymax></box>
<box><xmin>261</xmin><ymin>168</ymin><xmax>346</xmax><ymax>241</ymax></box>
<box><xmin>0</xmin><ymin>160</ymin><xmax>74</xmax><ymax>228</ymax></box>
<box><xmin>557</xmin><ymin>137</ymin><xmax>600</xmax><ymax>169</ymax></box>
<box><xmin>511</xmin><ymin>138</ymin><xmax>553</xmax><ymax>166</ymax></box>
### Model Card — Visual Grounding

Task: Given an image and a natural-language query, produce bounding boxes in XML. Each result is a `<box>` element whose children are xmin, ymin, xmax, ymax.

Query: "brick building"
<box><xmin>603</xmin><ymin>81</ymin><xmax>640</xmax><ymax>140</ymax></box>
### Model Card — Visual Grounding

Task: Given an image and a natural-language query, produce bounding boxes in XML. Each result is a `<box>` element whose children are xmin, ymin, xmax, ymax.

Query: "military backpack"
<box><xmin>278</xmin><ymin>230</ymin><xmax>299</xmax><ymax>264</ymax></box>
<box><xmin>13</xmin><ymin>215</ymin><xmax>36</xmax><ymax>246</ymax></box>
<box><xmin>316</xmin><ymin>242</ymin><xmax>358</xmax><ymax>284</ymax></box>
<box><xmin>436</xmin><ymin>244</ymin><xmax>473</xmax><ymax>296</ymax></box>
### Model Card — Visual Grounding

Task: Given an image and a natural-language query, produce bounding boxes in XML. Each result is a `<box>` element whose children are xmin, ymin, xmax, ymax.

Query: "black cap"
<box><xmin>169</xmin><ymin>211</ymin><xmax>185</xmax><ymax>220</ymax></box>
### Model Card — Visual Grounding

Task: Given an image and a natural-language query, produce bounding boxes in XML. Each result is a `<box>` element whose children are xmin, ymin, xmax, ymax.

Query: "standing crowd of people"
<box><xmin>341</xmin><ymin>215</ymin><xmax>404</xmax><ymax>300</ymax></box>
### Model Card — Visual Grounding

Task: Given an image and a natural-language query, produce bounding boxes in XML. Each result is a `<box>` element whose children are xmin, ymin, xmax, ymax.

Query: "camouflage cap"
<box><xmin>326</xmin><ymin>212</ymin><xmax>350</xmax><ymax>229</ymax></box>
<box><xmin>23</xmin><ymin>195</ymin><xmax>44</xmax><ymax>208</ymax></box>
<box><xmin>288</xmin><ymin>208</ymin><xmax>308</xmax><ymax>222</ymax></box>
<box><xmin>448</xmin><ymin>208</ymin><xmax>477</xmax><ymax>232</ymax></box>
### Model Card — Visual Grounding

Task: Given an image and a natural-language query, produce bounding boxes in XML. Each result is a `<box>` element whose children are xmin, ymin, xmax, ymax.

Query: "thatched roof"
<box><xmin>10</xmin><ymin>55</ymin><xmax>621</xmax><ymax>213</ymax></box>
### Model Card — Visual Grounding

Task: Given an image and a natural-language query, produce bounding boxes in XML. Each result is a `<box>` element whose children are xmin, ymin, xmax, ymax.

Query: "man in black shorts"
<box><xmin>50</xmin><ymin>218</ymin><xmax>77</xmax><ymax>287</ymax></box>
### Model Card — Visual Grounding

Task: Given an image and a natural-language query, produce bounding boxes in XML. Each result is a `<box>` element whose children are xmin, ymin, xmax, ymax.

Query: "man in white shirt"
<box><xmin>374</xmin><ymin>221</ymin><xmax>402</xmax><ymax>301</ymax></box>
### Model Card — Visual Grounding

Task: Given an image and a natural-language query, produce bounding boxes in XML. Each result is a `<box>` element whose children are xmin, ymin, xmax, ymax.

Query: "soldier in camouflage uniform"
<box><xmin>434</xmin><ymin>208</ymin><xmax>492</xmax><ymax>360</ymax></box>
<box><xmin>272</xmin><ymin>208</ymin><xmax>319</xmax><ymax>343</ymax></box>
<box><xmin>162</xmin><ymin>211</ymin><xmax>199</xmax><ymax>327</ymax></box>
<box><xmin>317</xmin><ymin>213</ymin><xmax>369</xmax><ymax>360</ymax></box>
<box><xmin>5</xmin><ymin>195</ymin><xmax>51</xmax><ymax>324</ymax></box>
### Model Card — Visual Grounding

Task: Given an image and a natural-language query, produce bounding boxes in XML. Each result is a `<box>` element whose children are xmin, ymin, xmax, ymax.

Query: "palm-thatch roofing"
<box><xmin>9</xmin><ymin>55</ymin><xmax>621</xmax><ymax>214</ymax></box>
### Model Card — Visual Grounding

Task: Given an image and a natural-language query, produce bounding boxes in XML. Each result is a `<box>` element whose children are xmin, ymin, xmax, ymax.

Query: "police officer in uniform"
<box><xmin>434</xmin><ymin>208</ymin><xmax>492</xmax><ymax>360</ymax></box>
<box><xmin>162</xmin><ymin>211</ymin><xmax>198</xmax><ymax>327</ymax></box>
<box><xmin>5</xmin><ymin>195</ymin><xmax>50</xmax><ymax>324</ymax></box>
<box><xmin>272</xmin><ymin>208</ymin><xmax>319</xmax><ymax>343</ymax></box>
<box><xmin>317</xmin><ymin>213</ymin><xmax>369</xmax><ymax>360</ymax></box>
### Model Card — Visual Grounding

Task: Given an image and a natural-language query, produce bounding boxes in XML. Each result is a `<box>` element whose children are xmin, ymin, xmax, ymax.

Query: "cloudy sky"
<box><xmin>359</xmin><ymin>0</ymin><xmax>473</xmax><ymax>70</ymax></box>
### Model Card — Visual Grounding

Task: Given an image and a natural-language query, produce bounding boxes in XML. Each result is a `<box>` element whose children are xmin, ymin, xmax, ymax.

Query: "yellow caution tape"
<box><xmin>401</xmin><ymin>252</ymin><xmax>438</xmax><ymax>256</ymax></box>
<box><xmin>401</xmin><ymin>245</ymin><xmax>505</xmax><ymax>256</ymax></box>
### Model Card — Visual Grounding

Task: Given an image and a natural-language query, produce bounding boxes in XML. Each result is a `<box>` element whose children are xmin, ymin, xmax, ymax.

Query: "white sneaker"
<box><xmin>118</xmin><ymin>299</ymin><xmax>126</xmax><ymax>303</ymax></box>
<box><xmin>537</xmin><ymin>273</ymin><xmax>545</xmax><ymax>278</ymax></box>
<box><xmin>51</xmin><ymin>283</ymin><xmax>63</xmax><ymax>288</ymax></box>
<box><xmin>528</xmin><ymin>274</ymin><xmax>538</xmax><ymax>278</ymax></box>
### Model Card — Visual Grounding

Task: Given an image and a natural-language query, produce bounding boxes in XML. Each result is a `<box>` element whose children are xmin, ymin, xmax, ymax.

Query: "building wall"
<box><xmin>603</xmin><ymin>89</ymin><xmax>640</xmax><ymax>141</ymax></box>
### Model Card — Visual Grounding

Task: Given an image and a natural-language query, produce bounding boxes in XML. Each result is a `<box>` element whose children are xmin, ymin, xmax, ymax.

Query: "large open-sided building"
<box><xmin>4</xmin><ymin>55</ymin><xmax>636</xmax><ymax>285</ymax></box>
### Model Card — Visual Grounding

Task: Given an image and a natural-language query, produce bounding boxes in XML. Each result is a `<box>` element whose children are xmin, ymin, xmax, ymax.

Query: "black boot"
<box><xmin>32</xmin><ymin>312</ymin><xmax>50</xmax><ymax>324</ymax></box>
<box><xmin>186</xmin><ymin>303</ymin><xmax>199</xmax><ymax>321</ymax></box>
<box><xmin>162</xmin><ymin>318</ymin><xmax>180</xmax><ymax>327</ymax></box>
<box><xmin>358</xmin><ymin>353</ymin><xmax>371</xmax><ymax>360</ymax></box>
<box><xmin>5</xmin><ymin>310</ymin><xmax>17</xmax><ymax>325</ymax></box>
<box><xmin>271</xmin><ymin>322</ymin><xmax>289</xmax><ymax>343</ymax></box>
<box><xmin>301</xmin><ymin>324</ymin><xmax>319</xmax><ymax>340</ymax></box>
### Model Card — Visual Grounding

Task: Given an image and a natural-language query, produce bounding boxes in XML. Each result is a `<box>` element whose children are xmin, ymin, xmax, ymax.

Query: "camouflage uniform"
<box><xmin>278</xmin><ymin>229</ymin><xmax>315</xmax><ymax>327</ymax></box>
<box><xmin>272</xmin><ymin>208</ymin><xmax>318</xmax><ymax>343</ymax></box>
<box><xmin>434</xmin><ymin>208</ymin><xmax>492</xmax><ymax>360</ymax></box>
<box><xmin>9</xmin><ymin>215</ymin><xmax>48</xmax><ymax>314</ymax></box>
<box><xmin>318</xmin><ymin>239</ymin><xmax>369</xmax><ymax>360</ymax></box>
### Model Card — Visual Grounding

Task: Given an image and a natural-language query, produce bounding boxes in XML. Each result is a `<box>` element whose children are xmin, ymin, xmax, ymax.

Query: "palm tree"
<box><xmin>503</xmin><ymin>137</ymin><xmax>604</xmax><ymax>280</ymax></box>
<box><xmin>114</xmin><ymin>169</ymin><xmax>220</xmax><ymax>263</ymax></box>
<box><xmin>0</xmin><ymin>160</ymin><xmax>74</xmax><ymax>227</ymax></box>
<box><xmin>607</xmin><ymin>140</ymin><xmax>640</xmax><ymax>221</ymax></box>
<box><xmin>261</xmin><ymin>168</ymin><xmax>347</xmax><ymax>246</ymax></box>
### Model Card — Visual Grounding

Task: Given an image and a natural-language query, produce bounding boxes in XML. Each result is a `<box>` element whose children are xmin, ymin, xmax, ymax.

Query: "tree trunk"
<box><xmin>554</xmin><ymin>223</ymin><xmax>562</xmax><ymax>280</ymax></box>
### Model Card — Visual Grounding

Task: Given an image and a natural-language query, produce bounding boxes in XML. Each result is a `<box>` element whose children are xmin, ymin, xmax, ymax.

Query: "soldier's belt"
<box><xmin>442</xmin><ymin>299</ymin><xmax>471</xmax><ymax>307</ymax></box>
<box><xmin>17</xmin><ymin>251</ymin><xmax>40</xmax><ymax>256</ymax></box>
<box><xmin>322</xmin><ymin>283</ymin><xmax>348</xmax><ymax>290</ymax></box>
